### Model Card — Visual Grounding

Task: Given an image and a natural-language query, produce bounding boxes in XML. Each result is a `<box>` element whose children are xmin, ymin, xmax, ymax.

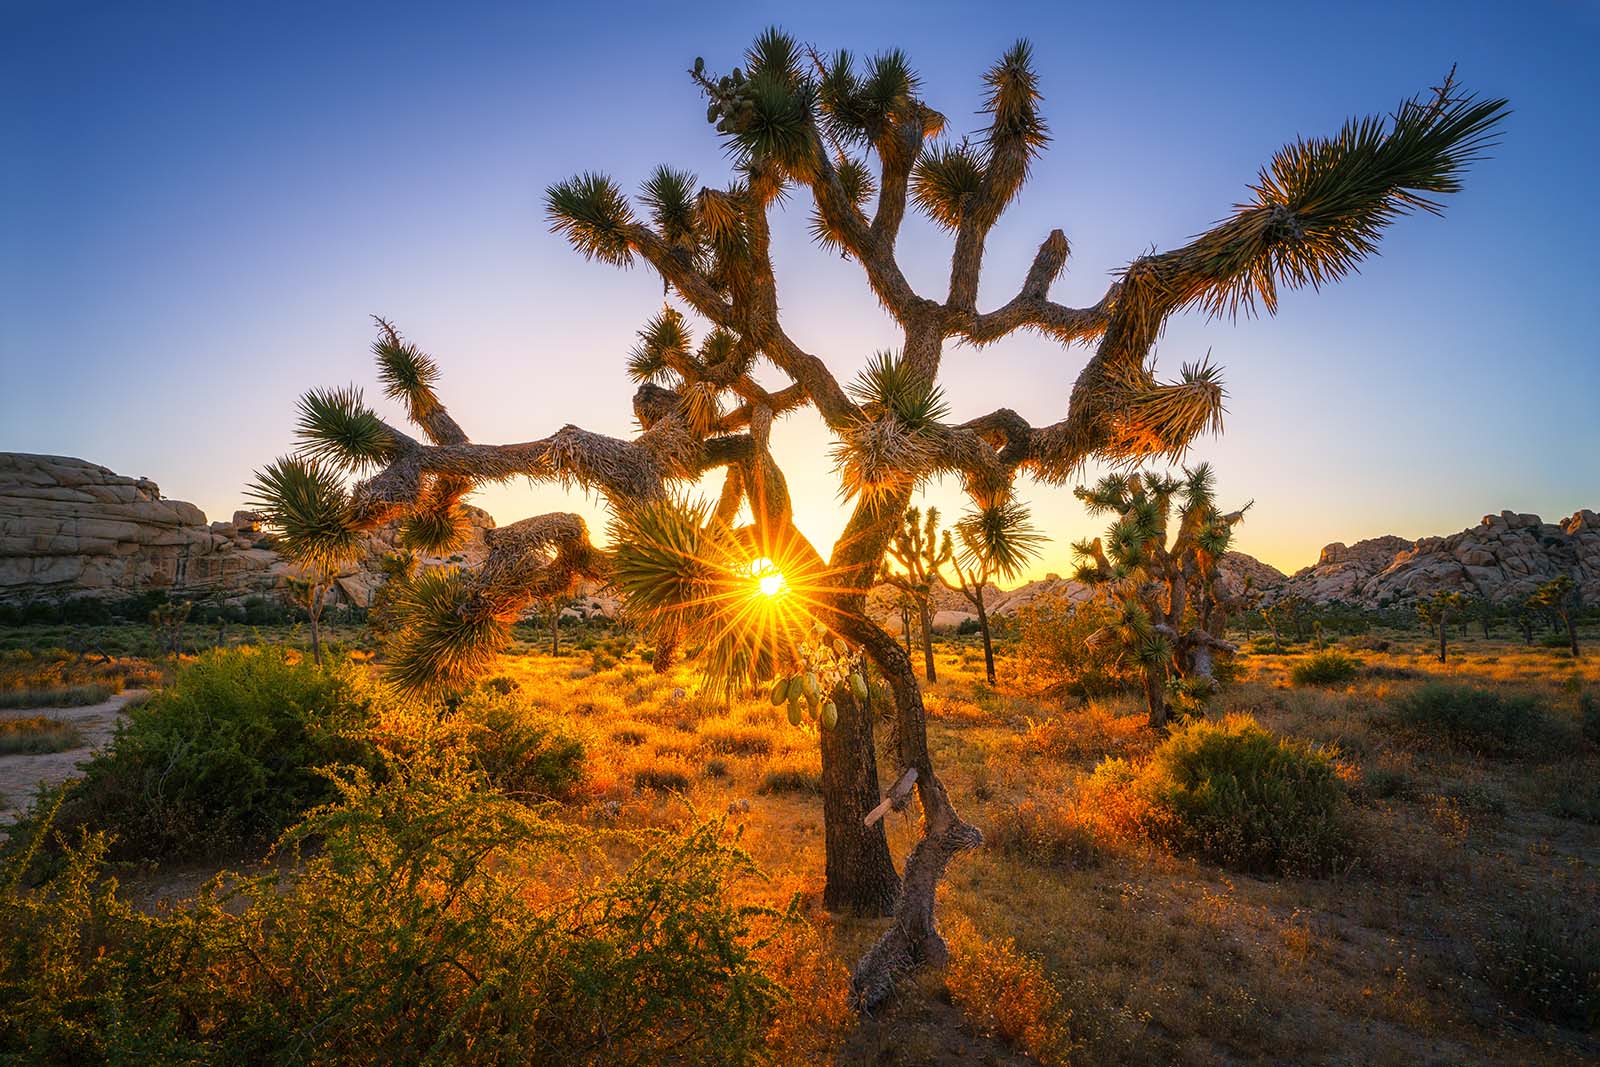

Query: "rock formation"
<box><xmin>0</xmin><ymin>453</ymin><xmax>492</xmax><ymax>608</ymax></box>
<box><xmin>1275</xmin><ymin>510</ymin><xmax>1599</xmax><ymax>608</ymax></box>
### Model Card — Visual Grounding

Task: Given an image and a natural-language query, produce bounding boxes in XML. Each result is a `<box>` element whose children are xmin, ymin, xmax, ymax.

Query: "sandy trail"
<box><xmin>0</xmin><ymin>690</ymin><xmax>145</xmax><ymax>822</ymax></box>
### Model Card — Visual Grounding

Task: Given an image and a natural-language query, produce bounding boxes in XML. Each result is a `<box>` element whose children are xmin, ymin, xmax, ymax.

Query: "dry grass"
<box><xmin>58</xmin><ymin>625</ymin><xmax>1596</xmax><ymax>1064</ymax></box>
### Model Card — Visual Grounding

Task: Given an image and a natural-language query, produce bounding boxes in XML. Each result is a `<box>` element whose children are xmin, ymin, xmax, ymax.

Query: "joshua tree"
<box><xmin>883</xmin><ymin>505</ymin><xmax>953</xmax><ymax>683</ymax></box>
<box><xmin>1417</xmin><ymin>590</ymin><xmax>1466</xmax><ymax>663</ymax></box>
<box><xmin>248</xmin><ymin>33</ymin><xmax>1503</xmax><ymax>1007</ymax></box>
<box><xmin>1529</xmin><ymin>575</ymin><xmax>1581</xmax><ymax>658</ymax></box>
<box><xmin>147</xmin><ymin>599</ymin><xmax>191</xmax><ymax>657</ymax></box>
<box><xmin>284</xmin><ymin>562</ymin><xmax>337</xmax><ymax>665</ymax></box>
<box><xmin>1071</xmin><ymin>465</ymin><xmax>1248</xmax><ymax>727</ymax></box>
<box><xmin>939</xmin><ymin>499</ymin><xmax>1044</xmax><ymax>685</ymax></box>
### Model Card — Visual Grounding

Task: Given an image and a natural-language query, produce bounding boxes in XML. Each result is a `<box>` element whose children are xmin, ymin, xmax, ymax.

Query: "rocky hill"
<box><xmin>1273</xmin><ymin>510</ymin><xmax>1600</xmax><ymax>608</ymax></box>
<box><xmin>0</xmin><ymin>453</ymin><xmax>493</xmax><ymax>608</ymax></box>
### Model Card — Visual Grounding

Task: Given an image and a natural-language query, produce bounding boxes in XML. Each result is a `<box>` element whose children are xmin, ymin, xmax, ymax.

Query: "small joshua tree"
<box><xmin>883</xmin><ymin>505</ymin><xmax>952</xmax><ymax>683</ymax></box>
<box><xmin>284</xmin><ymin>563</ymin><xmax>337</xmax><ymax>665</ymax></box>
<box><xmin>940</xmin><ymin>499</ymin><xmax>1044</xmax><ymax>685</ymax></box>
<box><xmin>248</xmin><ymin>32</ymin><xmax>1504</xmax><ymax>1006</ymax></box>
<box><xmin>1417</xmin><ymin>590</ymin><xmax>1465</xmax><ymax>663</ymax></box>
<box><xmin>1529</xmin><ymin>575</ymin><xmax>1581</xmax><ymax>658</ymax></box>
<box><xmin>1071</xmin><ymin>464</ymin><xmax>1249</xmax><ymax>728</ymax></box>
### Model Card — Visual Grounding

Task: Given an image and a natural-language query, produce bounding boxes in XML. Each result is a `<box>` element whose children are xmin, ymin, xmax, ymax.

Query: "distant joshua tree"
<box><xmin>1529</xmin><ymin>575</ymin><xmax>1581</xmax><ymax>658</ymax></box>
<box><xmin>1417</xmin><ymin>590</ymin><xmax>1466</xmax><ymax>663</ymax></box>
<box><xmin>247</xmin><ymin>31</ymin><xmax>1504</xmax><ymax>1007</ymax></box>
<box><xmin>883</xmin><ymin>505</ymin><xmax>952</xmax><ymax>683</ymax></box>
<box><xmin>1072</xmin><ymin>464</ymin><xmax>1249</xmax><ymax>727</ymax></box>
<box><xmin>941</xmin><ymin>500</ymin><xmax>1044</xmax><ymax>686</ymax></box>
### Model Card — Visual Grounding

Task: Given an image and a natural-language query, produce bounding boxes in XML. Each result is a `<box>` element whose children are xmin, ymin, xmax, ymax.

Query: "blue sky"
<box><xmin>3</xmin><ymin>0</ymin><xmax>1597</xmax><ymax>576</ymax></box>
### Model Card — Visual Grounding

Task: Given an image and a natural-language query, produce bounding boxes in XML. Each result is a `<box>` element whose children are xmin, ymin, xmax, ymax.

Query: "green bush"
<box><xmin>1289</xmin><ymin>651</ymin><xmax>1362</xmax><ymax>687</ymax></box>
<box><xmin>44</xmin><ymin>646</ymin><xmax>381</xmax><ymax>860</ymax></box>
<box><xmin>1391</xmin><ymin>683</ymin><xmax>1554</xmax><ymax>757</ymax></box>
<box><xmin>1089</xmin><ymin>715</ymin><xmax>1349</xmax><ymax>876</ymax></box>
<box><xmin>452</xmin><ymin>688</ymin><xmax>587</xmax><ymax>800</ymax></box>
<box><xmin>0</xmin><ymin>759</ymin><xmax>793</xmax><ymax>1065</ymax></box>
<box><xmin>1014</xmin><ymin>594</ymin><xmax>1140</xmax><ymax>700</ymax></box>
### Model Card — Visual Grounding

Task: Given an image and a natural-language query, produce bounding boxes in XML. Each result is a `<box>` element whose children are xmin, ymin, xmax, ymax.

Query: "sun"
<box><xmin>750</xmin><ymin>557</ymin><xmax>787</xmax><ymax>598</ymax></box>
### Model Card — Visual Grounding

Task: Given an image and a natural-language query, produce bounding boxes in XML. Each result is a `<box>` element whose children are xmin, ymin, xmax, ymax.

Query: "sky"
<box><xmin>3</xmin><ymin>0</ymin><xmax>1597</xmax><ymax>581</ymax></box>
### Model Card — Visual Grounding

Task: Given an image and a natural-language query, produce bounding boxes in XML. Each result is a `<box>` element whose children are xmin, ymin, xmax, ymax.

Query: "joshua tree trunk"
<box><xmin>1436</xmin><ymin>614</ymin><xmax>1448</xmax><ymax>664</ymax></box>
<box><xmin>308</xmin><ymin>586</ymin><xmax>325</xmax><ymax>665</ymax></box>
<box><xmin>974</xmin><ymin>588</ymin><xmax>996</xmax><ymax>686</ymax></box>
<box><xmin>549</xmin><ymin>605</ymin><xmax>561</xmax><ymax>656</ymax></box>
<box><xmin>900</xmin><ymin>605</ymin><xmax>913</xmax><ymax>660</ymax></box>
<box><xmin>819</xmin><ymin>680</ymin><xmax>899</xmax><ymax>915</ymax></box>
<box><xmin>842</xmin><ymin>614</ymin><xmax>981</xmax><ymax>1010</ymax></box>
<box><xmin>1561</xmin><ymin>609</ymin><xmax>1580</xmax><ymax>658</ymax></box>
<box><xmin>918</xmin><ymin>601</ymin><xmax>937</xmax><ymax>683</ymax></box>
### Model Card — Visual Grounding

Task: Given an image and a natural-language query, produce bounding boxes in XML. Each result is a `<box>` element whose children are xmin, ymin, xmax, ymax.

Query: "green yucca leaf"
<box><xmin>980</xmin><ymin>39</ymin><xmax>1047</xmax><ymax>154</ymax></box>
<box><xmin>746</xmin><ymin>26</ymin><xmax>801</xmax><ymax>85</ymax></box>
<box><xmin>911</xmin><ymin>143</ymin><xmax>984</xmax><ymax>230</ymax></box>
<box><xmin>956</xmin><ymin>499</ymin><xmax>1044</xmax><ymax>581</ymax></box>
<box><xmin>730</xmin><ymin>72</ymin><xmax>815</xmax><ymax>171</ymax></box>
<box><xmin>398</xmin><ymin>505</ymin><xmax>469</xmax><ymax>556</ymax></box>
<box><xmin>245</xmin><ymin>456</ymin><xmax>361</xmax><ymax>570</ymax></box>
<box><xmin>640</xmin><ymin>165</ymin><xmax>699</xmax><ymax>247</ymax></box>
<box><xmin>607</xmin><ymin>498</ymin><xmax>738</xmax><ymax>626</ymax></box>
<box><xmin>295</xmin><ymin>385</ymin><xmax>395</xmax><ymax>471</ymax></box>
<box><xmin>628</xmin><ymin>308</ymin><xmax>693</xmax><ymax>384</ymax></box>
<box><xmin>372</xmin><ymin>329</ymin><xmax>442</xmax><ymax>417</ymax></box>
<box><xmin>848</xmin><ymin>350</ymin><xmax>949</xmax><ymax>429</ymax></box>
<box><xmin>384</xmin><ymin>567</ymin><xmax>509</xmax><ymax>696</ymax></box>
<box><xmin>545</xmin><ymin>172</ymin><xmax>636</xmax><ymax>266</ymax></box>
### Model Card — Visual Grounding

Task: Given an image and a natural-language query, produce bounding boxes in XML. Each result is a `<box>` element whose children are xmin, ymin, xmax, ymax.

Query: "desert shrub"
<box><xmin>451</xmin><ymin>688</ymin><xmax>587</xmax><ymax>800</ymax></box>
<box><xmin>1391</xmin><ymin>683</ymin><xmax>1555</xmax><ymax>756</ymax></box>
<box><xmin>0</xmin><ymin>760</ymin><xmax>794</xmax><ymax>1065</ymax></box>
<box><xmin>955</xmin><ymin>617</ymin><xmax>982</xmax><ymax>636</ymax></box>
<box><xmin>1085</xmin><ymin>715</ymin><xmax>1349</xmax><ymax>875</ymax></box>
<box><xmin>758</xmin><ymin>757</ymin><xmax>822</xmax><ymax>795</ymax></box>
<box><xmin>42</xmin><ymin>646</ymin><xmax>381</xmax><ymax>860</ymax></box>
<box><xmin>0</xmin><ymin>683</ymin><xmax>114</xmax><ymax>710</ymax></box>
<box><xmin>988</xmin><ymin>798</ymin><xmax>1103</xmax><ymax>870</ymax></box>
<box><xmin>701</xmin><ymin>723</ymin><xmax>774</xmax><ymax>757</ymax></box>
<box><xmin>1289</xmin><ymin>651</ymin><xmax>1362</xmax><ymax>687</ymax></box>
<box><xmin>633</xmin><ymin>759</ymin><xmax>692</xmax><ymax>793</ymax></box>
<box><xmin>1014</xmin><ymin>594</ymin><xmax>1139</xmax><ymax>699</ymax></box>
<box><xmin>1475</xmin><ymin>904</ymin><xmax>1600</xmax><ymax>1030</ymax></box>
<box><xmin>0</xmin><ymin>717</ymin><xmax>84</xmax><ymax>755</ymax></box>
<box><xmin>1538</xmin><ymin>759</ymin><xmax>1600</xmax><ymax>824</ymax></box>
<box><xmin>945</xmin><ymin>915</ymin><xmax>1079</xmax><ymax>1064</ymax></box>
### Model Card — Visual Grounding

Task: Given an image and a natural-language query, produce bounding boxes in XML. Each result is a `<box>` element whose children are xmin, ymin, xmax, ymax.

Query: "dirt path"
<box><xmin>0</xmin><ymin>690</ymin><xmax>144</xmax><ymax>822</ymax></box>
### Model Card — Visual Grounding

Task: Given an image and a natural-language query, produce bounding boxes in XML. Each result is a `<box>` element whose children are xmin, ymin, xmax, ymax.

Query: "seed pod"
<box><xmin>787</xmin><ymin>697</ymin><xmax>803</xmax><ymax>726</ymax></box>
<box><xmin>802</xmin><ymin>672</ymin><xmax>819</xmax><ymax>699</ymax></box>
<box><xmin>806</xmin><ymin>693</ymin><xmax>819</xmax><ymax>719</ymax></box>
<box><xmin>770</xmin><ymin>678</ymin><xmax>789</xmax><ymax>706</ymax></box>
<box><xmin>706</xmin><ymin>104</ymin><xmax>719</xmax><ymax>123</ymax></box>
<box><xmin>849</xmin><ymin>672</ymin><xmax>868</xmax><ymax>701</ymax></box>
<box><xmin>693</xmin><ymin>56</ymin><xmax>705</xmax><ymax>74</ymax></box>
<box><xmin>833</xmin><ymin>637</ymin><xmax>848</xmax><ymax>656</ymax></box>
<box><xmin>787</xmin><ymin>676</ymin><xmax>806</xmax><ymax>702</ymax></box>
<box><xmin>813</xmin><ymin>622</ymin><xmax>827</xmax><ymax>637</ymax></box>
<box><xmin>821</xmin><ymin>701</ymin><xmax>838</xmax><ymax>729</ymax></box>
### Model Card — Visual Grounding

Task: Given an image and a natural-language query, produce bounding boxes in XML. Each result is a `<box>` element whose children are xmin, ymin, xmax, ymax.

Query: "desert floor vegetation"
<box><xmin>0</xmin><ymin>620</ymin><xmax>1595</xmax><ymax>1063</ymax></box>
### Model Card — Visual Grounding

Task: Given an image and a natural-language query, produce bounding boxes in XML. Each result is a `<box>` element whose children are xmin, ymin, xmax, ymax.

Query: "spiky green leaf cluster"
<box><xmin>910</xmin><ymin>143</ymin><xmax>983</xmax><ymax>231</ymax></box>
<box><xmin>627</xmin><ymin>308</ymin><xmax>693</xmax><ymax>384</ymax></box>
<box><xmin>398</xmin><ymin>505</ymin><xmax>469</xmax><ymax>556</ymax></box>
<box><xmin>383</xmin><ymin>567</ymin><xmax>510</xmax><ymax>696</ymax></box>
<box><xmin>640</xmin><ymin>166</ymin><xmax>699</xmax><ymax>249</ymax></box>
<box><xmin>295</xmin><ymin>385</ymin><xmax>395</xmax><ymax>472</ymax></box>
<box><xmin>848</xmin><ymin>350</ymin><xmax>948</xmax><ymax>429</ymax></box>
<box><xmin>245</xmin><ymin>456</ymin><xmax>361</xmax><ymax>571</ymax></box>
<box><xmin>545</xmin><ymin>172</ymin><xmax>636</xmax><ymax>266</ymax></box>
<box><xmin>818</xmin><ymin>48</ymin><xmax>922</xmax><ymax>146</ymax></box>
<box><xmin>809</xmin><ymin>156</ymin><xmax>876</xmax><ymax>252</ymax></box>
<box><xmin>373</xmin><ymin>328</ymin><xmax>443</xmax><ymax>420</ymax></box>
<box><xmin>955</xmin><ymin>499</ymin><xmax>1044</xmax><ymax>581</ymax></box>
<box><xmin>831</xmin><ymin>352</ymin><xmax>950</xmax><ymax>502</ymax></box>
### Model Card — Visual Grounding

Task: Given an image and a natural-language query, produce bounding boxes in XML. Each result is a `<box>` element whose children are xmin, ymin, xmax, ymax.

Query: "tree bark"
<box><xmin>1563</xmin><ymin>610</ymin><xmax>1581</xmax><ymax>658</ymax></box>
<box><xmin>819</xmin><ymin>682</ymin><xmax>899</xmax><ymax>916</ymax></box>
<box><xmin>976</xmin><ymin>592</ymin><xmax>996</xmax><ymax>686</ymax></box>
<box><xmin>918</xmin><ymin>601</ymin><xmax>937</xmax><ymax>683</ymax></box>
<box><xmin>841</xmin><ymin>615</ymin><xmax>982</xmax><ymax>1011</ymax></box>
